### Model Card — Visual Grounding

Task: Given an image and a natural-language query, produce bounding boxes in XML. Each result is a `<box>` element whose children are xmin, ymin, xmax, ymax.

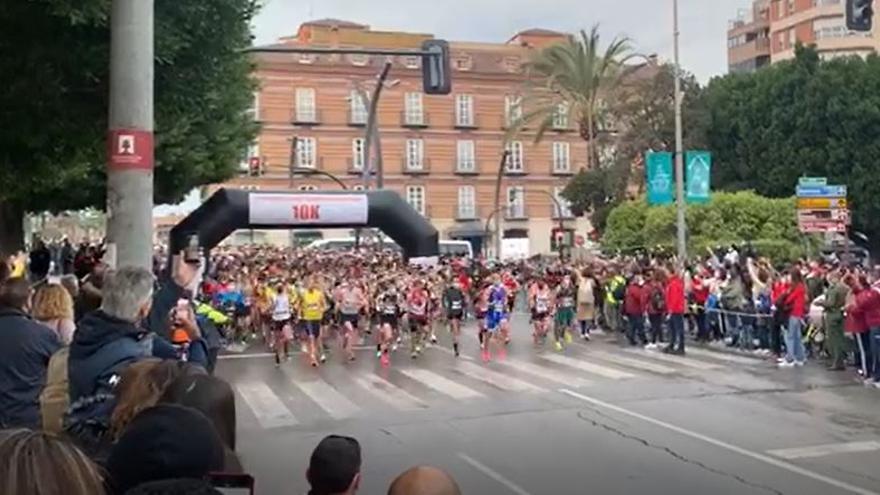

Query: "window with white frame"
<box><xmin>404</xmin><ymin>92</ymin><xmax>424</xmax><ymax>125</ymax></box>
<box><xmin>552</xmin><ymin>142</ymin><xmax>570</xmax><ymax>173</ymax></box>
<box><xmin>457</xmin><ymin>185</ymin><xmax>476</xmax><ymax>219</ymax></box>
<box><xmin>405</xmin><ymin>139</ymin><xmax>424</xmax><ymax>170</ymax></box>
<box><xmin>505</xmin><ymin>141</ymin><xmax>524</xmax><ymax>172</ymax></box>
<box><xmin>349</xmin><ymin>90</ymin><xmax>367</xmax><ymax>124</ymax></box>
<box><xmin>247</xmin><ymin>91</ymin><xmax>260</xmax><ymax>121</ymax></box>
<box><xmin>295</xmin><ymin>88</ymin><xmax>316</xmax><ymax>122</ymax></box>
<box><xmin>454</xmin><ymin>56</ymin><xmax>473</xmax><ymax>71</ymax></box>
<box><xmin>298</xmin><ymin>53</ymin><xmax>316</xmax><ymax>64</ymax></box>
<box><xmin>553</xmin><ymin>186</ymin><xmax>573</xmax><ymax>217</ymax></box>
<box><xmin>455</xmin><ymin>94</ymin><xmax>474</xmax><ymax>127</ymax></box>
<box><xmin>506</xmin><ymin>186</ymin><xmax>525</xmax><ymax>218</ymax></box>
<box><xmin>240</xmin><ymin>142</ymin><xmax>259</xmax><ymax>172</ymax></box>
<box><xmin>504</xmin><ymin>95</ymin><xmax>522</xmax><ymax>126</ymax></box>
<box><xmin>403</xmin><ymin>56</ymin><xmax>420</xmax><ymax>69</ymax></box>
<box><xmin>351</xmin><ymin>138</ymin><xmax>366</xmax><ymax>170</ymax></box>
<box><xmin>456</xmin><ymin>140</ymin><xmax>475</xmax><ymax>172</ymax></box>
<box><xmin>349</xmin><ymin>54</ymin><xmax>369</xmax><ymax>66</ymax></box>
<box><xmin>553</xmin><ymin>102</ymin><xmax>569</xmax><ymax>129</ymax></box>
<box><xmin>296</xmin><ymin>137</ymin><xmax>316</xmax><ymax>169</ymax></box>
<box><xmin>406</xmin><ymin>185</ymin><xmax>425</xmax><ymax>215</ymax></box>
<box><xmin>298</xmin><ymin>185</ymin><xmax>317</xmax><ymax>192</ymax></box>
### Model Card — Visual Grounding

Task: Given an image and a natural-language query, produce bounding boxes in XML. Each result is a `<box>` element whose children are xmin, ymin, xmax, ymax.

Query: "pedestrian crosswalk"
<box><xmin>220</xmin><ymin>342</ymin><xmax>769</xmax><ymax>432</ymax></box>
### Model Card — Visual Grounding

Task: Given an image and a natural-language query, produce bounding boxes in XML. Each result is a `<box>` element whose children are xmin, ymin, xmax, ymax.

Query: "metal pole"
<box><xmin>106</xmin><ymin>0</ymin><xmax>154</xmax><ymax>269</ymax></box>
<box><xmin>288</xmin><ymin>136</ymin><xmax>298</xmax><ymax>189</ymax></box>
<box><xmin>673</xmin><ymin>0</ymin><xmax>687</xmax><ymax>261</ymax></box>
<box><xmin>363</xmin><ymin>62</ymin><xmax>392</xmax><ymax>190</ymax></box>
<box><xmin>493</xmin><ymin>151</ymin><xmax>510</xmax><ymax>260</ymax></box>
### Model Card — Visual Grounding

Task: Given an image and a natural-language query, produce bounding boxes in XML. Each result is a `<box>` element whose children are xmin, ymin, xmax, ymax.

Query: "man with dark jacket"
<box><xmin>0</xmin><ymin>277</ymin><xmax>62</xmax><ymax>428</ymax></box>
<box><xmin>67</xmin><ymin>257</ymin><xmax>208</xmax><ymax>437</ymax></box>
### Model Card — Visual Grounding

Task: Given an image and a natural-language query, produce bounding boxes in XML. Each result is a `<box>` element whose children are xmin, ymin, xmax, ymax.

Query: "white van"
<box><xmin>306</xmin><ymin>238</ymin><xmax>473</xmax><ymax>259</ymax></box>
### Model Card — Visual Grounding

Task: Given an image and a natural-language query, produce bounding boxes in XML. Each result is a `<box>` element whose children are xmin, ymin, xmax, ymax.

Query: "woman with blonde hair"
<box><xmin>0</xmin><ymin>428</ymin><xmax>105</xmax><ymax>495</ymax></box>
<box><xmin>32</xmin><ymin>282</ymin><xmax>76</xmax><ymax>345</ymax></box>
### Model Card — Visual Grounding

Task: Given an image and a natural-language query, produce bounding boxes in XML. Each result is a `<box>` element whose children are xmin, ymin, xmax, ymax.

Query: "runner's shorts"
<box><xmin>555</xmin><ymin>308</ymin><xmax>575</xmax><ymax>328</ymax></box>
<box><xmin>379</xmin><ymin>314</ymin><xmax>398</xmax><ymax>328</ymax></box>
<box><xmin>303</xmin><ymin>320</ymin><xmax>321</xmax><ymax>338</ymax></box>
<box><xmin>409</xmin><ymin>315</ymin><xmax>428</xmax><ymax>332</ymax></box>
<box><xmin>485</xmin><ymin>311</ymin><xmax>507</xmax><ymax>332</ymax></box>
<box><xmin>340</xmin><ymin>313</ymin><xmax>359</xmax><ymax>329</ymax></box>
<box><xmin>447</xmin><ymin>310</ymin><xmax>464</xmax><ymax>321</ymax></box>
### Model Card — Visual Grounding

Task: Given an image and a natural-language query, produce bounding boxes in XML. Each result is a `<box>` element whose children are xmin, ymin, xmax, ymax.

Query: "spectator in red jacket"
<box><xmin>645</xmin><ymin>270</ymin><xmax>667</xmax><ymax>348</ymax></box>
<box><xmin>624</xmin><ymin>273</ymin><xmax>648</xmax><ymax>347</ymax></box>
<box><xmin>691</xmin><ymin>270</ymin><xmax>710</xmax><ymax>342</ymax></box>
<box><xmin>845</xmin><ymin>275</ymin><xmax>871</xmax><ymax>379</ymax></box>
<box><xmin>664</xmin><ymin>267</ymin><xmax>686</xmax><ymax>355</ymax></box>
<box><xmin>780</xmin><ymin>268</ymin><xmax>807</xmax><ymax>367</ymax></box>
<box><xmin>852</xmin><ymin>275</ymin><xmax>880</xmax><ymax>385</ymax></box>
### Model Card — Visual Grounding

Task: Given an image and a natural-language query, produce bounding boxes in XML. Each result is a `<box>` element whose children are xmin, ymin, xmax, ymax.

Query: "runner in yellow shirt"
<box><xmin>300</xmin><ymin>275</ymin><xmax>327</xmax><ymax>367</ymax></box>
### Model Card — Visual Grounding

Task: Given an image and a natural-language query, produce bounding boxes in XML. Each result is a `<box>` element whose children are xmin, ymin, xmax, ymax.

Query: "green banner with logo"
<box><xmin>646</xmin><ymin>152</ymin><xmax>673</xmax><ymax>205</ymax></box>
<box><xmin>685</xmin><ymin>151</ymin><xmax>712</xmax><ymax>204</ymax></box>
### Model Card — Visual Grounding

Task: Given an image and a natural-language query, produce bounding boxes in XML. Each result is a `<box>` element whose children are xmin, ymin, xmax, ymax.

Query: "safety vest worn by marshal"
<box><xmin>605</xmin><ymin>276</ymin><xmax>626</xmax><ymax>305</ymax></box>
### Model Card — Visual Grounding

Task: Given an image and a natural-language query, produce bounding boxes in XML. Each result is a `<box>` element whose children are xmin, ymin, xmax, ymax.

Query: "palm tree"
<box><xmin>513</xmin><ymin>25</ymin><xmax>634</xmax><ymax>170</ymax></box>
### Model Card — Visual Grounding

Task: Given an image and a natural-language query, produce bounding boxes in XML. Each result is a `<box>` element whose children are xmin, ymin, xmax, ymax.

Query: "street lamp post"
<box><xmin>673</xmin><ymin>0</ymin><xmax>687</xmax><ymax>262</ymax></box>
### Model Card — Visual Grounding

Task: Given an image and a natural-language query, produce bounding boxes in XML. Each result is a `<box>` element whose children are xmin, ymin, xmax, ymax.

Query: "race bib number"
<box><xmin>562</xmin><ymin>297</ymin><xmax>574</xmax><ymax>308</ymax></box>
<box><xmin>451</xmin><ymin>301</ymin><xmax>462</xmax><ymax>310</ymax></box>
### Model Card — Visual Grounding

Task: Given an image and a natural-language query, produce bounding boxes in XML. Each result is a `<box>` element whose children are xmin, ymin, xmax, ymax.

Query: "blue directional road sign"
<box><xmin>795</xmin><ymin>185</ymin><xmax>847</xmax><ymax>198</ymax></box>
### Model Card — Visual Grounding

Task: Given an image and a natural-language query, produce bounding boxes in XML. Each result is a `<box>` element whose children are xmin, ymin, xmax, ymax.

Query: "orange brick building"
<box><xmin>728</xmin><ymin>0</ymin><xmax>879</xmax><ymax>73</ymax></box>
<box><xmin>223</xmin><ymin>19</ymin><xmax>592</xmax><ymax>255</ymax></box>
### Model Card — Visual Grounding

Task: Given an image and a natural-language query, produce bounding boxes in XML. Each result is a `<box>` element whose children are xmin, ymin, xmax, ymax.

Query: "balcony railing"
<box><xmin>400</xmin><ymin>111</ymin><xmax>430</xmax><ymax>128</ymax></box>
<box><xmin>454</xmin><ymin>162</ymin><xmax>479</xmax><ymax>175</ymax></box>
<box><xmin>401</xmin><ymin>157</ymin><xmax>431</xmax><ymax>175</ymax></box>
<box><xmin>348</xmin><ymin>109</ymin><xmax>368</xmax><ymax>127</ymax></box>
<box><xmin>505</xmin><ymin>205</ymin><xmax>528</xmax><ymax>220</ymax></box>
<box><xmin>292</xmin><ymin>156</ymin><xmax>324</xmax><ymax>171</ymax></box>
<box><xmin>453</xmin><ymin>113</ymin><xmax>479</xmax><ymax>129</ymax></box>
<box><xmin>552</xmin><ymin>162</ymin><xmax>574</xmax><ymax>176</ymax></box>
<box><xmin>292</xmin><ymin>108</ymin><xmax>323</xmax><ymax>125</ymax></box>
<box><xmin>456</xmin><ymin>205</ymin><xmax>479</xmax><ymax>221</ymax></box>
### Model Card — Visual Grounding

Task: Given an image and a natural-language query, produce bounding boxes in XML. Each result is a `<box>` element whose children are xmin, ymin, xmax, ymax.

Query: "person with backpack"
<box><xmin>645</xmin><ymin>269</ymin><xmax>667</xmax><ymax>349</ymax></box>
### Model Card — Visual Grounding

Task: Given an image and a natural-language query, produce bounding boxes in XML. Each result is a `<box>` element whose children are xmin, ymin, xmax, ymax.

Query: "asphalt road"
<box><xmin>215</xmin><ymin>315</ymin><xmax>880</xmax><ymax>495</ymax></box>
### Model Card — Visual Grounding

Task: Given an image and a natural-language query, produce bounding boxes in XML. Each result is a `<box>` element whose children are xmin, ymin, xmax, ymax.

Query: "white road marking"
<box><xmin>560</xmin><ymin>389</ymin><xmax>880</xmax><ymax>495</ymax></box>
<box><xmin>683</xmin><ymin>347</ymin><xmax>765</xmax><ymax>365</ymax></box>
<box><xmin>235</xmin><ymin>382</ymin><xmax>299</xmax><ymax>429</ymax></box>
<box><xmin>399</xmin><ymin>368</ymin><xmax>485</xmax><ymax>400</ymax></box>
<box><xmin>767</xmin><ymin>441</ymin><xmax>880</xmax><ymax>460</ymax></box>
<box><xmin>219</xmin><ymin>352</ymin><xmax>275</xmax><ymax>360</ymax></box>
<box><xmin>287</xmin><ymin>376</ymin><xmax>361</xmax><ymax>420</ymax></box>
<box><xmin>622</xmin><ymin>348</ymin><xmax>721</xmax><ymax>370</ymax></box>
<box><xmin>353</xmin><ymin>374</ymin><xmax>428</xmax><ymax>411</ymax></box>
<box><xmin>497</xmin><ymin>358</ymin><xmax>593</xmax><ymax>388</ymax></box>
<box><xmin>458</xmin><ymin>453</ymin><xmax>534</xmax><ymax>495</ymax></box>
<box><xmin>453</xmin><ymin>360</ymin><xmax>545</xmax><ymax>393</ymax></box>
<box><xmin>541</xmin><ymin>353</ymin><xmax>636</xmax><ymax>380</ymax></box>
<box><xmin>587</xmin><ymin>350</ymin><xmax>677</xmax><ymax>374</ymax></box>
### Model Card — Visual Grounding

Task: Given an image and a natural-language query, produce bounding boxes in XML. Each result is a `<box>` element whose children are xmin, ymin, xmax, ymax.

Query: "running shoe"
<box><xmin>481</xmin><ymin>349</ymin><xmax>490</xmax><ymax>362</ymax></box>
<box><xmin>415</xmin><ymin>345</ymin><xmax>423</xmax><ymax>354</ymax></box>
<box><xmin>554</xmin><ymin>341</ymin><xmax>564</xmax><ymax>352</ymax></box>
<box><xmin>431</xmin><ymin>334</ymin><xmax>438</xmax><ymax>344</ymax></box>
<box><xmin>380</xmin><ymin>353</ymin><xmax>391</xmax><ymax>367</ymax></box>
<box><xmin>411</xmin><ymin>351</ymin><xmax>418</xmax><ymax>359</ymax></box>
<box><xmin>391</xmin><ymin>343</ymin><xmax>399</xmax><ymax>352</ymax></box>
<box><xmin>582</xmin><ymin>333</ymin><xmax>591</xmax><ymax>341</ymax></box>
<box><xmin>376</xmin><ymin>350</ymin><xmax>383</xmax><ymax>359</ymax></box>
<box><xmin>778</xmin><ymin>360</ymin><xmax>795</xmax><ymax>368</ymax></box>
<box><xmin>320</xmin><ymin>353</ymin><xmax>327</xmax><ymax>363</ymax></box>
<box><xmin>564</xmin><ymin>332</ymin><xmax>573</xmax><ymax>344</ymax></box>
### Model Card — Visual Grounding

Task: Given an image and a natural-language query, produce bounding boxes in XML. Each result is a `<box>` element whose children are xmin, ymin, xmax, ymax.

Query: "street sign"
<box><xmin>685</xmin><ymin>151</ymin><xmax>712</xmax><ymax>204</ymax></box>
<box><xmin>796</xmin><ymin>197</ymin><xmax>848</xmax><ymax>209</ymax></box>
<box><xmin>797</xmin><ymin>220</ymin><xmax>847</xmax><ymax>233</ymax></box>
<box><xmin>795</xmin><ymin>185</ymin><xmax>847</xmax><ymax>198</ymax></box>
<box><xmin>108</xmin><ymin>129</ymin><xmax>154</xmax><ymax>170</ymax></box>
<box><xmin>645</xmin><ymin>152</ymin><xmax>674</xmax><ymax>205</ymax></box>
<box><xmin>798</xmin><ymin>177</ymin><xmax>827</xmax><ymax>187</ymax></box>
<box><xmin>797</xmin><ymin>209</ymin><xmax>850</xmax><ymax>222</ymax></box>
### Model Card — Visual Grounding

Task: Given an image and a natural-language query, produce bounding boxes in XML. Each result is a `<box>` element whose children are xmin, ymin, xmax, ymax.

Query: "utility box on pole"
<box><xmin>106</xmin><ymin>0</ymin><xmax>155</xmax><ymax>269</ymax></box>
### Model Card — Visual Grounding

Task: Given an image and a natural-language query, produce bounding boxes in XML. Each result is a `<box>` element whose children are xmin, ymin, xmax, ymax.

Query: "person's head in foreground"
<box><xmin>307</xmin><ymin>434</ymin><xmax>362</xmax><ymax>495</ymax></box>
<box><xmin>107</xmin><ymin>404</ymin><xmax>226</xmax><ymax>494</ymax></box>
<box><xmin>0</xmin><ymin>428</ymin><xmax>105</xmax><ymax>495</ymax></box>
<box><xmin>387</xmin><ymin>466</ymin><xmax>462</xmax><ymax>495</ymax></box>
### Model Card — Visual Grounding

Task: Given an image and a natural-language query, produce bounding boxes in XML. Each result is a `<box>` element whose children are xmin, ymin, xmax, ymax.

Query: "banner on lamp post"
<box><xmin>685</xmin><ymin>151</ymin><xmax>712</xmax><ymax>204</ymax></box>
<box><xmin>645</xmin><ymin>151</ymin><xmax>674</xmax><ymax>206</ymax></box>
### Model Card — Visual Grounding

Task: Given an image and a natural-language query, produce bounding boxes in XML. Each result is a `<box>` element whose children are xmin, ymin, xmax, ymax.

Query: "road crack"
<box><xmin>575</xmin><ymin>410</ymin><xmax>785</xmax><ymax>495</ymax></box>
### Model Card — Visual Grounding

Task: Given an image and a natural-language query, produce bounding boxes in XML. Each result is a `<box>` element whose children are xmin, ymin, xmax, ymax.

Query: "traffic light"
<box><xmin>421</xmin><ymin>39</ymin><xmax>451</xmax><ymax>95</ymax></box>
<box><xmin>847</xmin><ymin>0</ymin><xmax>873</xmax><ymax>31</ymax></box>
<box><xmin>248</xmin><ymin>156</ymin><xmax>262</xmax><ymax>177</ymax></box>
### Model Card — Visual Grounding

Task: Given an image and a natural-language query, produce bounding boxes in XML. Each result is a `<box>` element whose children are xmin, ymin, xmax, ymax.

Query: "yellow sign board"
<box><xmin>797</xmin><ymin>197</ymin><xmax>847</xmax><ymax>209</ymax></box>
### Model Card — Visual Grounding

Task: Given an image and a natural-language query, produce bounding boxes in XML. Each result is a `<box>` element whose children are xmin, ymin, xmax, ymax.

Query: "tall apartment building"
<box><xmin>728</xmin><ymin>0</ymin><xmax>879</xmax><ymax>72</ymax></box>
<box><xmin>227</xmin><ymin>19</ymin><xmax>592</xmax><ymax>255</ymax></box>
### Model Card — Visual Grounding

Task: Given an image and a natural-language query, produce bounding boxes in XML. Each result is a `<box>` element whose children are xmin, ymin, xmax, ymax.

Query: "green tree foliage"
<box><xmin>0</xmin><ymin>0</ymin><xmax>259</xmax><ymax>253</ymax></box>
<box><xmin>700</xmin><ymin>44</ymin><xmax>880</xmax><ymax>247</ymax></box>
<box><xmin>603</xmin><ymin>191</ymin><xmax>809</xmax><ymax>261</ymax></box>
<box><xmin>560</xmin><ymin>63</ymin><xmax>706</xmax><ymax>231</ymax></box>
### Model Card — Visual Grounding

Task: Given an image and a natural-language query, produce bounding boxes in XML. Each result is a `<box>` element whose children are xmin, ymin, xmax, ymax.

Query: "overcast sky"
<box><xmin>252</xmin><ymin>0</ymin><xmax>750</xmax><ymax>83</ymax></box>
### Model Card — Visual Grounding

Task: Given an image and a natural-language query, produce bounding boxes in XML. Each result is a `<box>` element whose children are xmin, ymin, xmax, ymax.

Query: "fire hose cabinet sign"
<box><xmin>248</xmin><ymin>193</ymin><xmax>368</xmax><ymax>226</ymax></box>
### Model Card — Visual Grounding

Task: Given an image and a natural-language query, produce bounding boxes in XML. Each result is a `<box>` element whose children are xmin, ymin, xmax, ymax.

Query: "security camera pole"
<box><xmin>105</xmin><ymin>0</ymin><xmax>154</xmax><ymax>269</ymax></box>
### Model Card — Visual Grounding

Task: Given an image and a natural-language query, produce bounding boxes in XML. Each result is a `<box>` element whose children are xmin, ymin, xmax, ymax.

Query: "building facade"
<box><xmin>223</xmin><ymin>19</ymin><xmax>591</xmax><ymax>256</ymax></box>
<box><xmin>728</xmin><ymin>0</ymin><xmax>880</xmax><ymax>72</ymax></box>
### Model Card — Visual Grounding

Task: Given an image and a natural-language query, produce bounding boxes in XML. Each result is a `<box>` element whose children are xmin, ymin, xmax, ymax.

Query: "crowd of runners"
<box><xmin>184</xmin><ymin>244</ymin><xmax>880</xmax><ymax>387</ymax></box>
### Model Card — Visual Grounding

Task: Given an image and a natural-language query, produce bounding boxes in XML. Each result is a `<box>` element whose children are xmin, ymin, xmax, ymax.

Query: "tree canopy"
<box><xmin>602</xmin><ymin>191</ymin><xmax>810</xmax><ymax>261</ymax></box>
<box><xmin>0</xmin><ymin>0</ymin><xmax>259</xmax><ymax>252</ymax></box>
<box><xmin>701</xmin><ymin>44</ymin><xmax>880</xmax><ymax>247</ymax></box>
